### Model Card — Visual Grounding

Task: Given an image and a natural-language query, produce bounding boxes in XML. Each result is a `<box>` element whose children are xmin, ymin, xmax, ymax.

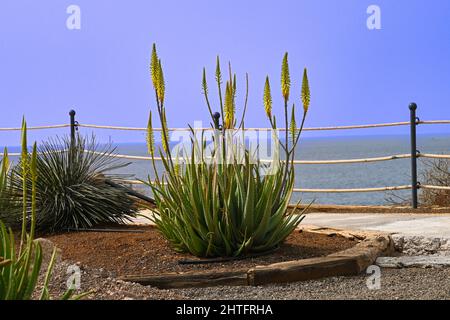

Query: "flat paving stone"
<box><xmin>303</xmin><ymin>213</ymin><xmax>450</xmax><ymax>239</ymax></box>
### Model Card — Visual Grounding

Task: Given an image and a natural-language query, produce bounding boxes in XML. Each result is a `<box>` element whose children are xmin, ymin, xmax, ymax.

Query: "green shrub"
<box><xmin>11</xmin><ymin>134</ymin><xmax>138</xmax><ymax>233</ymax></box>
<box><xmin>146</xmin><ymin>45</ymin><xmax>311</xmax><ymax>257</ymax></box>
<box><xmin>1</xmin><ymin>121</ymin><xmax>83</xmax><ymax>300</ymax></box>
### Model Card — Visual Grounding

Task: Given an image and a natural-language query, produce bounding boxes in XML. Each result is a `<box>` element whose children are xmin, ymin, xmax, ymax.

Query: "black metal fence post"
<box><xmin>69</xmin><ymin>109</ymin><xmax>76</xmax><ymax>146</ymax></box>
<box><xmin>409</xmin><ymin>103</ymin><xmax>418</xmax><ymax>209</ymax></box>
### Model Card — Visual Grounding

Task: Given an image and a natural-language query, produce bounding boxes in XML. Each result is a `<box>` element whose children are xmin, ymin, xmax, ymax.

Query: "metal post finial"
<box><xmin>69</xmin><ymin>109</ymin><xmax>77</xmax><ymax>146</ymax></box>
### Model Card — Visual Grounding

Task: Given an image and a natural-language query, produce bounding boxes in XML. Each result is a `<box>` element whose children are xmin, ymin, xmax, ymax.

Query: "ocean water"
<box><xmin>110</xmin><ymin>134</ymin><xmax>450</xmax><ymax>206</ymax></box>
<box><xmin>3</xmin><ymin>134</ymin><xmax>450</xmax><ymax>205</ymax></box>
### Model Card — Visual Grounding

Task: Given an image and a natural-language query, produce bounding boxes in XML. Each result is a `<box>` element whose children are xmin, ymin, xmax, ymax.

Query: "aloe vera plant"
<box><xmin>0</xmin><ymin>120</ymin><xmax>84</xmax><ymax>300</ymax></box>
<box><xmin>146</xmin><ymin>44</ymin><xmax>310</xmax><ymax>257</ymax></box>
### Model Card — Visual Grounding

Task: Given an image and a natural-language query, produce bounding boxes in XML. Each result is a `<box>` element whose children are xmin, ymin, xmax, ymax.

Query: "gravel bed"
<box><xmin>32</xmin><ymin>260</ymin><xmax>186</xmax><ymax>300</ymax></box>
<box><xmin>178</xmin><ymin>268</ymin><xmax>450</xmax><ymax>300</ymax></box>
<box><xmin>32</xmin><ymin>261</ymin><xmax>450</xmax><ymax>300</ymax></box>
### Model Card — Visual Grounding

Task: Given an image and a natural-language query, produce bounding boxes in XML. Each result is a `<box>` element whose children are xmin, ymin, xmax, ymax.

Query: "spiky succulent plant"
<box><xmin>146</xmin><ymin>44</ymin><xmax>311</xmax><ymax>257</ymax></box>
<box><xmin>10</xmin><ymin>135</ymin><xmax>138</xmax><ymax>233</ymax></box>
<box><xmin>1</xmin><ymin>122</ymin><xmax>86</xmax><ymax>300</ymax></box>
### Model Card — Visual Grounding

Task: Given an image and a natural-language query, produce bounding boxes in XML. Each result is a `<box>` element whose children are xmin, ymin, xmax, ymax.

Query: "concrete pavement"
<box><xmin>303</xmin><ymin>213</ymin><xmax>450</xmax><ymax>239</ymax></box>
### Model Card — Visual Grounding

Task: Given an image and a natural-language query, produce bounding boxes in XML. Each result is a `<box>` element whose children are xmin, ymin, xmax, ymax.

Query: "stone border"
<box><xmin>120</xmin><ymin>226</ymin><xmax>394</xmax><ymax>289</ymax></box>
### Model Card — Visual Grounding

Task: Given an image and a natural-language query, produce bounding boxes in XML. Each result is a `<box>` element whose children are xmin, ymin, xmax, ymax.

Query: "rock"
<box><xmin>424</xmin><ymin>238</ymin><xmax>441</xmax><ymax>253</ymax></box>
<box><xmin>392</xmin><ymin>235</ymin><xmax>405</xmax><ymax>251</ymax></box>
<box><xmin>392</xmin><ymin>235</ymin><xmax>450</xmax><ymax>256</ymax></box>
<box><xmin>376</xmin><ymin>255</ymin><xmax>450</xmax><ymax>268</ymax></box>
<box><xmin>440</xmin><ymin>240</ymin><xmax>450</xmax><ymax>251</ymax></box>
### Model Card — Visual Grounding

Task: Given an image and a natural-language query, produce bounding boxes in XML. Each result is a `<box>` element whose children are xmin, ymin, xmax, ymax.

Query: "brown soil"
<box><xmin>44</xmin><ymin>226</ymin><xmax>356</xmax><ymax>277</ymax></box>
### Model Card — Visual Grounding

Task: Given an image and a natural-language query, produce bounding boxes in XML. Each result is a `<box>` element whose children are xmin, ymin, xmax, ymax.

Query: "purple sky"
<box><xmin>1</xmin><ymin>0</ymin><xmax>450</xmax><ymax>145</ymax></box>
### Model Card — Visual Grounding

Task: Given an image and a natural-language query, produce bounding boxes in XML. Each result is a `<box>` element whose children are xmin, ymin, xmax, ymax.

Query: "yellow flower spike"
<box><xmin>263</xmin><ymin>76</ymin><xmax>272</xmax><ymax>118</ymax></box>
<box><xmin>161</xmin><ymin>108</ymin><xmax>169</xmax><ymax>154</ymax></box>
<box><xmin>224</xmin><ymin>81</ymin><xmax>233</xmax><ymax>129</ymax></box>
<box><xmin>150</xmin><ymin>43</ymin><xmax>159</xmax><ymax>90</ymax></box>
<box><xmin>157</xmin><ymin>59</ymin><xmax>165</xmax><ymax>105</ymax></box>
<box><xmin>21</xmin><ymin>117</ymin><xmax>27</xmax><ymax>161</ymax></box>
<box><xmin>146</xmin><ymin>111</ymin><xmax>155</xmax><ymax>157</ymax></box>
<box><xmin>215</xmin><ymin>56</ymin><xmax>222</xmax><ymax>84</ymax></box>
<box><xmin>202</xmin><ymin>67</ymin><xmax>208</xmax><ymax>95</ymax></box>
<box><xmin>281</xmin><ymin>52</ymin><xmax>290</xmax><ymax>101</ymax></box>
<box><xmin>301</xmin><ymin>68</ymin><xmax>310</xmax><ymax>113</ymax></box>
<box><xmin>289</xmin><ymin>104</ymin><xmax>297</xmax><ymax>144</ymax></box>
<box><xmin>232</xmin><ymin>74</ymin><xmax>236</xmax><ymax>125</ymax></box>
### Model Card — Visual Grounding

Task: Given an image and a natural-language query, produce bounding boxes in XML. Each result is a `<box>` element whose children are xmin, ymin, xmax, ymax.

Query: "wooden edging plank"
<box><xmin>120</xmin><ymin>269</ymin><xmax>248</xmax><ymax>289</ymax></box>
<box><xmin>247</xmin><ymin>256</ymin><xmax>359</xmax><ymax>286</ymax></box>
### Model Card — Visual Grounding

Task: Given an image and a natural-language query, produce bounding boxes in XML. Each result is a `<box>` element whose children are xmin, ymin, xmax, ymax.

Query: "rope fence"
<box><xmin>293</xmin><ymin>185</ymin><xmax>413</xmax><ymax>193</ymax></box>
<box><xmin>70</xmin><ymin>120</ymin><xmax>450</xmax><ymax>132</ymax></box>
<box><xmin>2</xmin><ymin>151</ymin><xmax>449</xmax><ymax>165</ymax></box>
<box><xmin>76</xmin><ymin>122</ymin><xmax>414</xmax><ymax>131</ymax></box>
<box><xmin>97</xmin><ymin>152</ymin><xmax>450</xmax><ymax>164</ymax></box>
<box><xmin>6</xmin><ymin>150</ymin><xmax>442</xmax><ymax>165</ymax></box>
<box><xmin>5</xmin><ymin>151</ymin><xmax>448</xmax><ymax>166</ymax></box>
<box><xmin>0</xmin><ymin>120</ymin><xmax>450</xmax><ymax>131</ymax></box>
<box><xmin>1</xmin><ymin>119</ymin><xmax>448</xmax><ymax>133</ymax></box>
<box><xmin>118</xmin><ymin>179</ymin><xmax>450</xmax><ymax>194</ymax></box>
<box><xmin>420</xmin><ymin>185</ymin><xmax>450</xmax><ymax>191</ymax></box>
<box><xmin>0</xmin><ymin>124</ymin><xmax>70</xmax><ymax>131</ymax></box>
<box><xmin>92</xmin><ymin>152</ymin><xmax>416</xmax><ymax>164</ymax></box>
<box><xmin>115</xmin><ymin>180</ymin><xmax>449</xmax><ymax>194</ymax></box>
<box><xmin>1</xmin><ymin>106</ymin><xmax>450</xmax><ymax>204</ymax></box>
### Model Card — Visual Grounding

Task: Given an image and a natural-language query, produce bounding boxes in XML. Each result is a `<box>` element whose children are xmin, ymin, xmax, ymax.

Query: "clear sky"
<box><xmin>1</xmin><ymin>0</ymin><xmax>450</xmax><ymax>145</ymax></box>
